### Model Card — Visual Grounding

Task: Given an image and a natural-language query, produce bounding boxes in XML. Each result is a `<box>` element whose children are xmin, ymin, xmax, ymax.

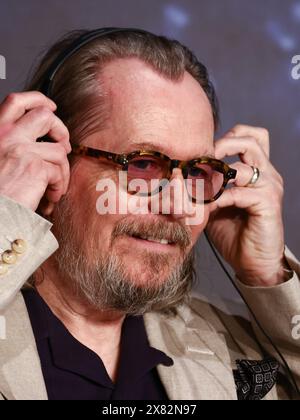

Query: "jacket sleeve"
<box><xmin>236</xmin><ymin>247</ymin><xmax>300</xmax><ymax>393</ymax></box>
<box><xmin>0</xmin><ymin>195</ymin><xmax>58</xmax><ymax>312</ymax></box>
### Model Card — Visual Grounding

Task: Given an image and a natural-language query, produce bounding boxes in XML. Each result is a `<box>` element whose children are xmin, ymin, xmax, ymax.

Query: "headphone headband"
<box><xmin>40</xmin><ymin>27</ymin><xmax>154</xmax><ymax>97</ymax></box>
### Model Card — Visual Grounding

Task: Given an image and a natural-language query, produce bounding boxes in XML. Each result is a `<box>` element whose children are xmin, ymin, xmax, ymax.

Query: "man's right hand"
<box><xmin>0</xmin><ymin>91</ymin><xmax>71</xmax><ymax>215</ymax></box>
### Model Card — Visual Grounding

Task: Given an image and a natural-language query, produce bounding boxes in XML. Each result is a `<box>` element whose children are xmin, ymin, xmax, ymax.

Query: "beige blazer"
<box><xmin>0</xmin><ymin>195</ymin><xmax>300</xmax><ymax>400</ymax></box>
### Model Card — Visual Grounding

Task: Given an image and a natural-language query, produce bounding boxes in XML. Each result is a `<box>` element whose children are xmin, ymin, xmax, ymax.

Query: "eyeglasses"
<box><xmin>71</xmin><ymin>145</ymin><xmax>237</xmax><ymax>204</ymax></box>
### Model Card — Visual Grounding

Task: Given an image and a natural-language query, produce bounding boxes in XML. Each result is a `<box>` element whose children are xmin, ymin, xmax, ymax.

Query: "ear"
<box><xmin>37</xmin><ymin>196</ymin><xmax>56</xmax><ymax>219</ymax></box>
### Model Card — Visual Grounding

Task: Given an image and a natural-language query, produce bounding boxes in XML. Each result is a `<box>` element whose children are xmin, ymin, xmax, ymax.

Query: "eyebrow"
<box><xmin>127</xmin><ymin>141</ymin><xmax>215</xmax><ymax>160</ymax></box>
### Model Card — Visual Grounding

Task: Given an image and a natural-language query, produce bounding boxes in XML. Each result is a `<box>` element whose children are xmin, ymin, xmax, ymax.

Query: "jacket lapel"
<box><xmin>144</xmin><ymin>300</ymin><xmax>238</xmax><ymax>400</ymax></box>
<box><xmin>1</xmin><ymin>293</ymin><xmax>247</xmax><ymax>400</ymax></box>
<box><xmin>0</xmin><ymin>292</ymin><xmax>47</xmax><ymax>400</ymax></box>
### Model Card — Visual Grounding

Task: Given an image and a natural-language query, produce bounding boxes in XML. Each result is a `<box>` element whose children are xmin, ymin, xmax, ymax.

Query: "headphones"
<box><xmin>38</xmin><ymin>27</ymin><xmax>300</xmax><ymax>398</ymax></box>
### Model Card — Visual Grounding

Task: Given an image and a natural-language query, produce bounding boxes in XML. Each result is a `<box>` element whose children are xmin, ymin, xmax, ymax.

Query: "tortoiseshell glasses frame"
<box><xmin>71</xmin><ymin>144</ymin><xmax>237</xmax><ymax>204</ymax></box>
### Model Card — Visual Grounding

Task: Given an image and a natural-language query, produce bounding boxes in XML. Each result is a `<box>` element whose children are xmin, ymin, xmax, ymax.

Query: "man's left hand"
<box><xmin>206</xmin><ymin>124</ymin><xmax>290</xmax><ymax>287</ymax></box>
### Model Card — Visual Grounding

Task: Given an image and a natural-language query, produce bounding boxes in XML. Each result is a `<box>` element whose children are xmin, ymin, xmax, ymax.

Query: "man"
<box><xmin>0</xmin><ymin>27</ymin><xmax>299</xmax><ymax>400</ymax></box>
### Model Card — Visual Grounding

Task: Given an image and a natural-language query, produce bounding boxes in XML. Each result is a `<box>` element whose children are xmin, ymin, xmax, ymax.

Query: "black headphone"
<box><xmin>38</xmin><ymin>27</ymin><xmax>300</xmax><ymax>398</ymax></box>
<box><xmin>40</xmin><ymin>27</ymin><xmax>153</xmax><ymax>98</ymax></box>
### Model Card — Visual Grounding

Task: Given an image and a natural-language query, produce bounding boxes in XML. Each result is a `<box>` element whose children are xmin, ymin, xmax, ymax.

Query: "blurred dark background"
<box><xmin>0</xmin><ymin>0</ymin><xmax>299</xmax><ymax>310</ymax></box>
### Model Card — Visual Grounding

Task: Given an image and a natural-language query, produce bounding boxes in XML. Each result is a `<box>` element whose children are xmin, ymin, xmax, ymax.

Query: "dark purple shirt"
<box><xmin>22</xmin><ymin>288</ymin><xmax>173</xmax><ymax>400</ymax></box>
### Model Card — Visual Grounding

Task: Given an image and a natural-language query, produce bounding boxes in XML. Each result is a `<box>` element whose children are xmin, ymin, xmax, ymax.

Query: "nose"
<box><xmin>146</xmin><ymin>168</ymin><xmax>194</xmax><ymax>220</ymax></box>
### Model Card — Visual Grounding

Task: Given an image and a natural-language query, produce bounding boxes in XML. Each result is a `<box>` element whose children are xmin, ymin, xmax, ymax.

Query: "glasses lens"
<box><xmin>127</xmin><ymin>155</ymin><xmax>169</xmax><ymax>194</ymax></box>
<box><xmin>186</xmin><ymin>163</ymin><xmax>224</xmax><ymax>202</ymax></box>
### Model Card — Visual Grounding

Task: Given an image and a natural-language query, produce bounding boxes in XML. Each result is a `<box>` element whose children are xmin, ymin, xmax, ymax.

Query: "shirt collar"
<box><xmin>116</xmin><ymin>314</ymin><xmax>174</xmax><ymax>386</ymax></box>
<box><xmin>23</xmin><ymin>288</ymin><xmax>173</xmax><ymax>388</ymax></box>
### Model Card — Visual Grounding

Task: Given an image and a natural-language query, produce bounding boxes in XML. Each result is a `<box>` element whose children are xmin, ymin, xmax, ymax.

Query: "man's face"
<box><xmin>52</xmin><ymin>58</ymin><xmax>215</xmax><ymax>313</ymax></box>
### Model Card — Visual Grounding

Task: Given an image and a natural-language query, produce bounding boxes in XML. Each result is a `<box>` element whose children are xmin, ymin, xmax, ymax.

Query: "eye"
<box><xmin>131</xmin><ymin>159</ymin><xmax>158</xmax><ymax>170</ymax></box>
<box><xmin>188</xmin><ymin>166</ymin><xmax>211</xmax><ymax>179</ymax></box>
<box><xmin>127</xmin><ymin>156</ymin><xmax>166</xmax><ymax>180</ymax></box>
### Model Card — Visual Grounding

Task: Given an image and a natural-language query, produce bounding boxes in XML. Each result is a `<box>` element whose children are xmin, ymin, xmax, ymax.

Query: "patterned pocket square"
<box><xmin>233</xmin><ymin>357</ymin><xmax>280</xmax><ymax>400</ymax></box>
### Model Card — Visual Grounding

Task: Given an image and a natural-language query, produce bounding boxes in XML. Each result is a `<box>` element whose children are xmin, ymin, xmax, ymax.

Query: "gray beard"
<box><xmin>51</xmin><ymin>195</ymin><xmax>195</xmax><ymax>316</ymax></box>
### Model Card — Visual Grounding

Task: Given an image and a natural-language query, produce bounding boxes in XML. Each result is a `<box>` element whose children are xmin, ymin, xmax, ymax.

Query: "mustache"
<box><xmin>111</xmin><ymin>217</ymin><xmax>192</xmax><ymax>250</ymax></box>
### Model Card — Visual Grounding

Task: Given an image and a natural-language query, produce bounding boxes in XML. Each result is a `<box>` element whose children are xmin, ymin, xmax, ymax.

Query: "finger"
<box><xmin>30</xmin><ymin>142</ymin><xmax>70</xmax><ymax>194</ymax></box>
<box><xmin>229</xmin><ymin>161</ymin><xmax>263</xmax><ymax>187</ymax></box>
<box><xmin>209</xmin><ymin>187</ymin><xmax>261</xmax><ymax>214</ymax></box>
<box><xmin>43</xmin><ymin>160</ymin><xmax>65</xmax><ymax>204</ymax></box>
<box><xmin>223</xmin><ymin>124</ymin><xmax>270</xmax><ymax>157</ymax></box>
<box><xmin>12</xmin><ymin>107</ymin><xmax>71</xmax><ymax>153</ymax></box>
<box><xmin>214</xmin><ymin>136</ymin><xmax>268</xmax><ymax>168</ymax></box>
<box><xmin>0</xmin><ymin>91</ymin><xmax>57</xmax><ymax>125</ymax></box>
<box><xmin>209</xmin><ymin>186</ymin><xmax>282</xmax><ymax>216</ymax></box>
